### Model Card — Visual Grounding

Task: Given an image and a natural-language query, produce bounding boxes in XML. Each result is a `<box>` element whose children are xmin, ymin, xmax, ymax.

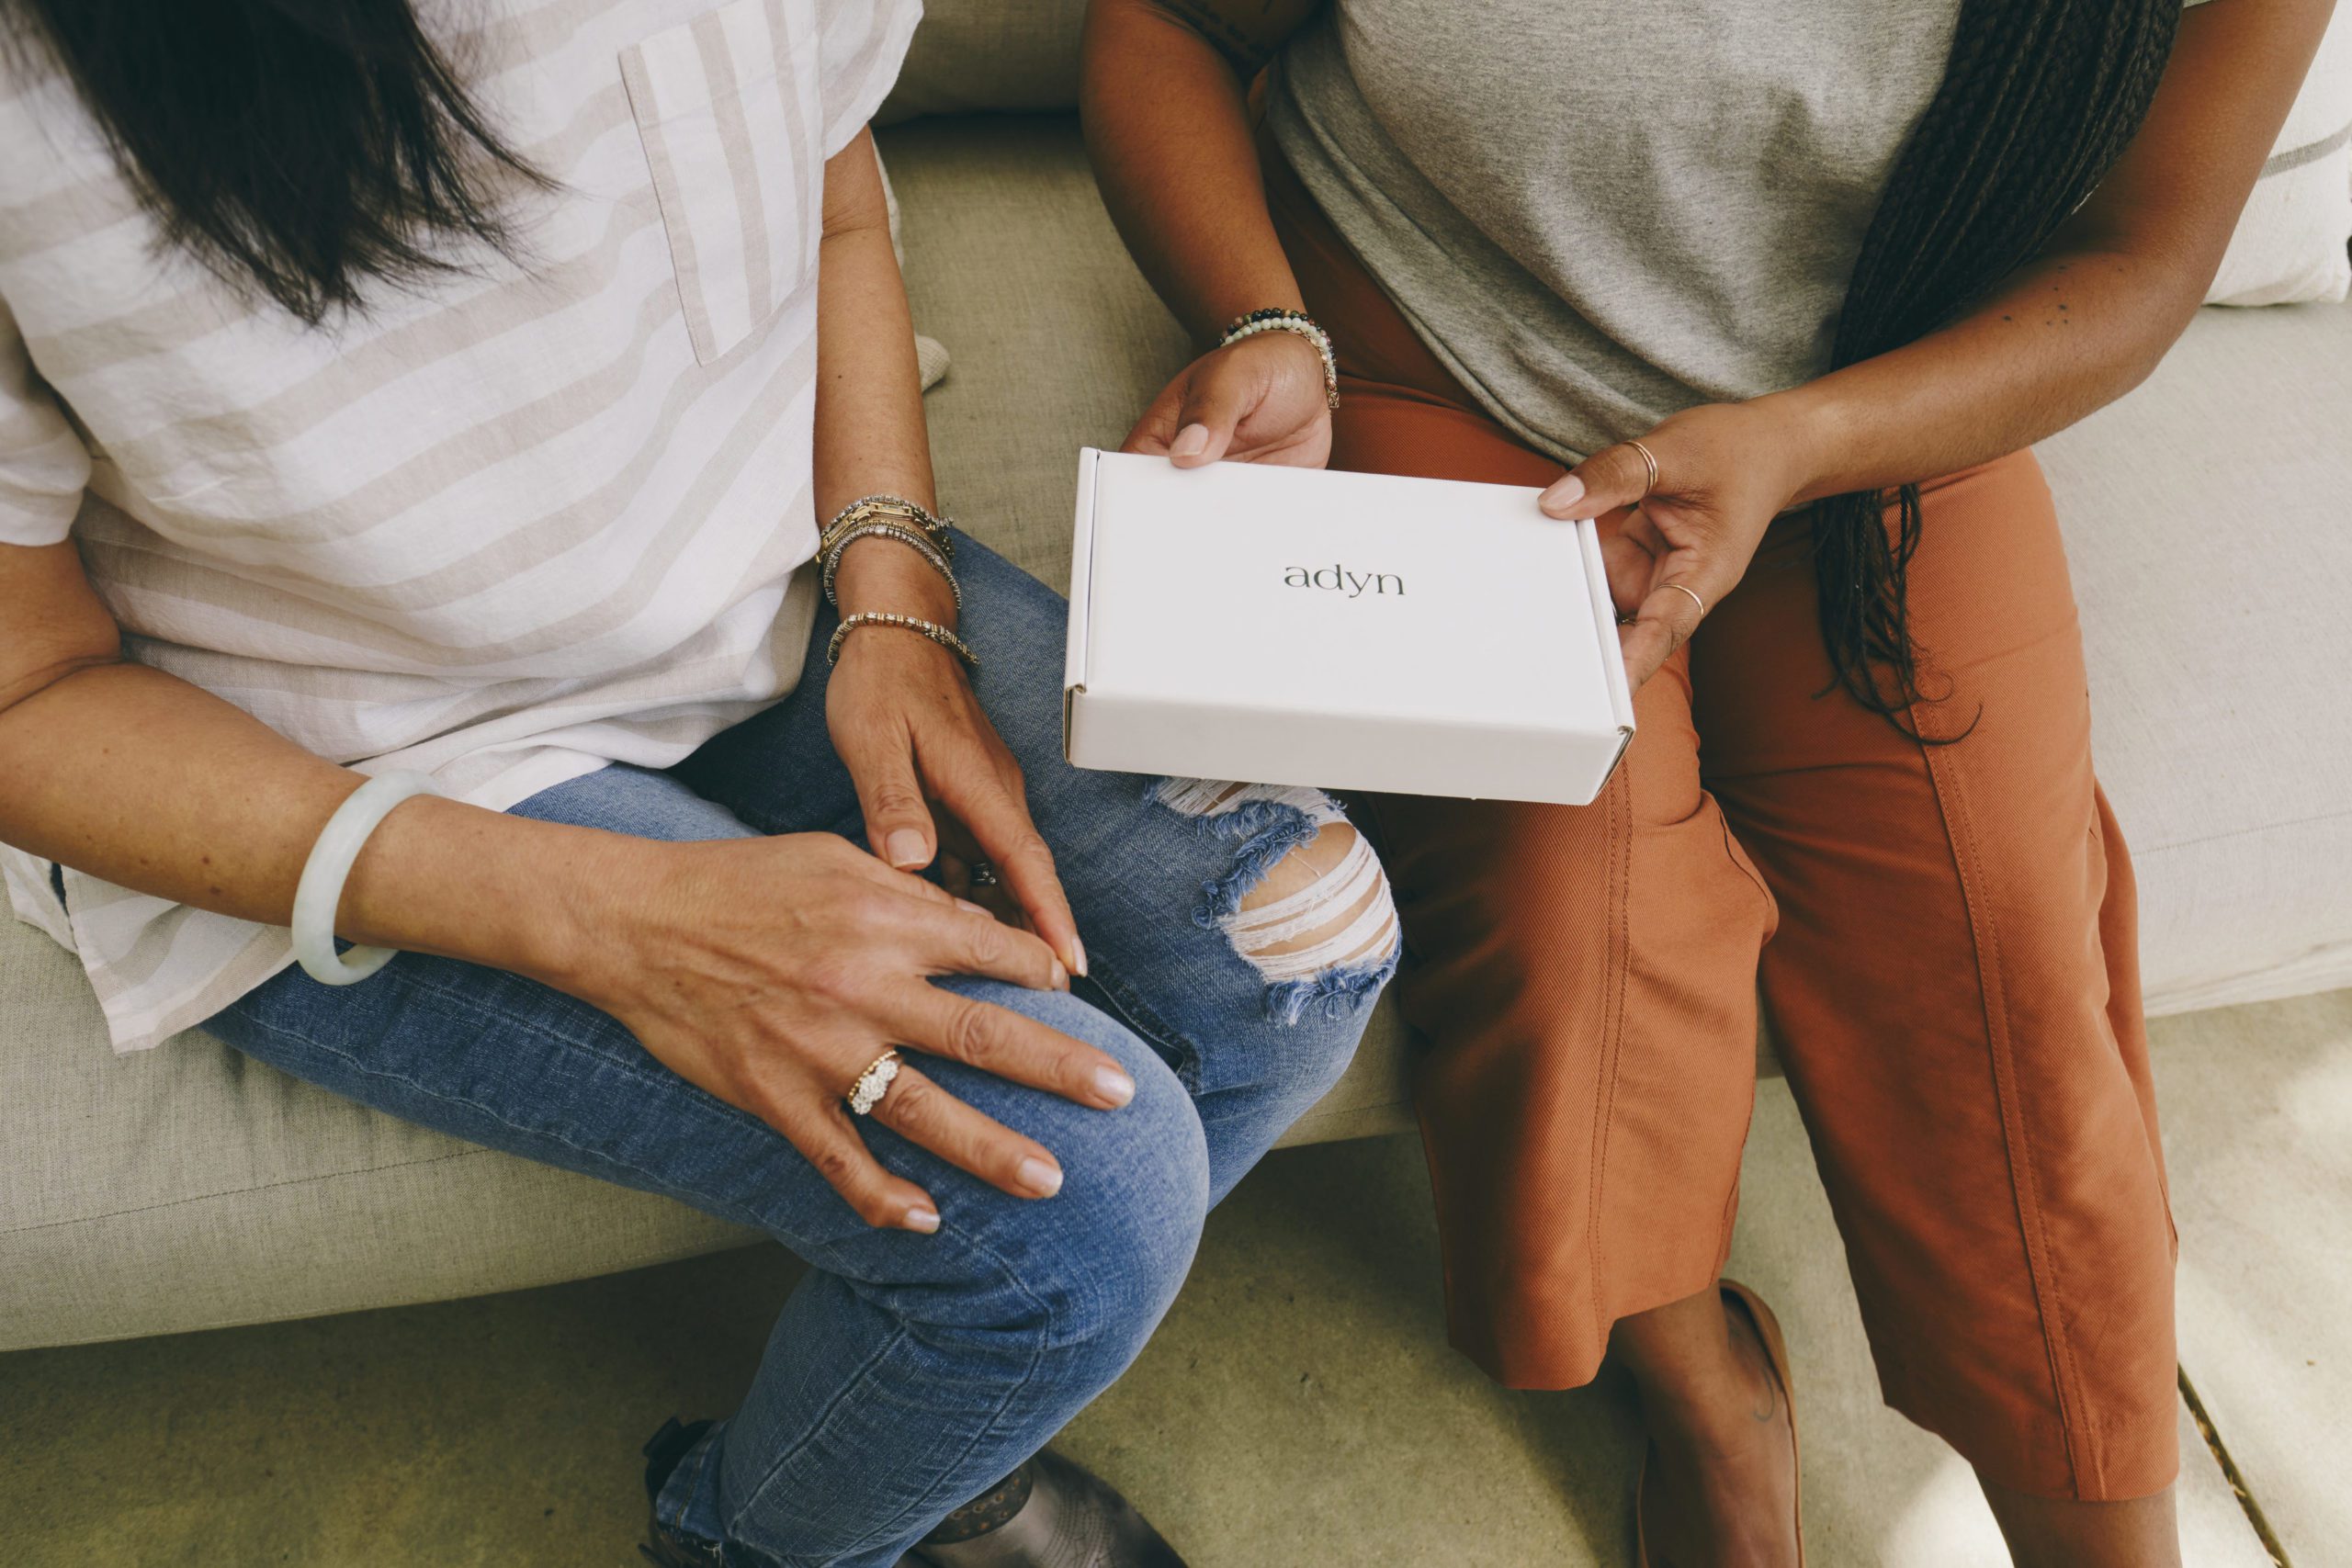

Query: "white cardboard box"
<box><xmin>1061</xmin><ymin>448</ymin><xmax>1634</xmax><ymax>806</ymax></box>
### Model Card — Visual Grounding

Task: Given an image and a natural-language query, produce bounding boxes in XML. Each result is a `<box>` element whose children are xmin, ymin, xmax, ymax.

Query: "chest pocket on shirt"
<box><xmin>620</xmin><ymin>0</ymin><xmax>825</xmax><ymax>366</ymax></box>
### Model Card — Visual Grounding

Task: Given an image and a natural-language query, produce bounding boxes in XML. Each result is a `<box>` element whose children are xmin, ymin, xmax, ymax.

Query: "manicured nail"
<box><xmin>1019</xmin><ymin>1157</ymin><xmax>1063</xmax><ymax>1197</ymax></box>
<box><xmin>905</xmin><ymin>1206</ymin><xmax>941</xmax><ymax>1235</ymax></box>
<box><xmin>1170</xmin><ymin>423</ymin><xmax>1209</xmax><ymax>459</ymax></box>
<box><xmin>886</xmin><ymin>829</ymin><xmax>928</xmax><ymax>869</ymax></box>
<box><xmin>1541</xmin><ymin>475</ymin><xmax>1585</xmax><ymax>515</ymax></box>
<box><xmin>956</xmin><ymin>897</ymin><xmax>989</xmax><ymax>917</ymax></box>
<box><xmin>1095</xmin><ymin>1065</ymin><xmax>1136</xmax><ymax>1107</ymax></box>
<box><xmin>1069</xmin><ymin>936</ymin><xmax>1089</xmax><ymax>978</ymax></box>
<box><xmin>1050</xmin><ymin>958</ymin><xmax>1071</xmax><ymax>991</ymax></box>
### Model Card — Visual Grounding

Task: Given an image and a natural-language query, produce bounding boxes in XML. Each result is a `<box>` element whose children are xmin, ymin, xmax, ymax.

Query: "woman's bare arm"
<box><xmin>1751</xmin><ymin>0</ymin><xmax>2340</xmax><ymax>507</ymax></box>
<box><xmin>0</xmin><ymin>538</ymin><xmax>613</xmax><ymax>982</ymax></box>
<box><xmin>1080</xmin><ymin>0</ymin><xmax>1323</xmax><ymax>339</ymax></box>
<box><xmin>1081</xmin><ymin>0</ymin><xmax>1341</xmax><ymax>467</ymax></box>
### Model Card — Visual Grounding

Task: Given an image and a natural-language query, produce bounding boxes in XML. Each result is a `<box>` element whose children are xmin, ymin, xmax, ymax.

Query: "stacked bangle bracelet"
<box><xmin>821</xmin><ymin>520</ymin><xmax>959</xmax><ymax>614</ymax></box>
<box><xmin>819</xmin><ymin>492</ymin><xmax>961</xmax><ymax>610</ymax></box>
<box><xmin>828</xmin><ymin>610</ymin><xmax>979</xmax><ymax>670</ymax></box>
<box><xmin>1218</xmin><ymin>308</ymin><xmax>1340</xmax><ymax>411</ymax></box>
<box><xmin>819</xmin><ymin>494</ymin><xmax>976</xmax><ymax>668</ymax></box>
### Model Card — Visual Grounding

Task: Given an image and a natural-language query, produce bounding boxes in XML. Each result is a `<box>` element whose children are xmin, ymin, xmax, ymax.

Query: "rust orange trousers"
<box><xmin>1266</xmin><ymin>152</ymin><xmax>2179</xmax><ymax>1501</ymax></box>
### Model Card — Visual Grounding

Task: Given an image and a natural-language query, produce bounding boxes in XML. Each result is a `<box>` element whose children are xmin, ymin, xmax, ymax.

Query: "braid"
<box><xmin>1810</xmin><ymin>0</ymin><xmax>2180</xmax><ymax>728</ymax></box>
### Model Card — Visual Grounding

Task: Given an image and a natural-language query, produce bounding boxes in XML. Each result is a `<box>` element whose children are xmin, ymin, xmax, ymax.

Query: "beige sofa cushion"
<box><xmin>6</xmin><ymin>114</ymin><xmax>2349</xmax><ymax>1352</ymax></box>
<box><xmin>879</xmin><ymin>0</ymin><xmax>1086</xmax><ymax>119</ymax></box>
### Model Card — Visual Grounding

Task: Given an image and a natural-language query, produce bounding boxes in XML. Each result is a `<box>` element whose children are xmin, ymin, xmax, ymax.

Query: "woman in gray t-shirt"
<box><xmin>1083</xmin><ymin>0</ymin><xmax>2329</xmax><ymax>1562</ymax></box>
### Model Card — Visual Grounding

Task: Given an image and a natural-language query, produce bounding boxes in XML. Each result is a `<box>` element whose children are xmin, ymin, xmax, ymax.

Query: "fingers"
<box><xmin>866</xmin><ymin>1061</ymin><xmax>1070</xmax><ymax>1201</ymax></box>
<box><xmin>1617</xmin><ymin>577</ymin><xmax>1708</xmax><ymax>689</ymax></box>
<box><xmin>891</xmin><ymin>980</ymin><xmax>1136</xmax><ymax>1111</ymax></box>
<box><xmin>783</xmin><ymin>1098</ymin><xmax>941</xmax><ymax>1233</ymax></box>
<box><xmin>935</xmin><ymin>773</ymin><xmax>1085</xmax><ymax>977</ymax></box>
<box><xmin>1120</xmin><ymin>378</ymin><xmax>1187</xmax><ymax>457</ymax></box>
<box><xmin>837</xmin><ymin>718</ymin><xmax>937</xmax><ymax>873</ymax></box>
<box><xmin>1166</xmin><ymin>356</ymin><xmax>1253</xmax><ymax>469</ymax></box>
<box><xmin>1539</xmin><ymin>441</ymin><xmax>1657</xmax><ymax>521</ymax></box>
<box><xmin>900</xmin><ymin>889</ymin><xmax>1072</xmax><ymax>992</ymax></box>
<box><xmin>938</xmin><ymin>852</ymin><xmax>1027</xmax><ymax>930</ymax></box>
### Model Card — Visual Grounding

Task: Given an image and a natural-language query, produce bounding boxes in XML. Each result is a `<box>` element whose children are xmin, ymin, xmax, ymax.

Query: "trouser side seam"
<box><xmin>1918</xmin><ymin>724</ymin><xmax>2096</xmax><ymax>1497</ymax></box>
<box><xmin>1584</xmin><ymin>766</ymin><xmax>1634</xmax><ymax>1347</ymax></box>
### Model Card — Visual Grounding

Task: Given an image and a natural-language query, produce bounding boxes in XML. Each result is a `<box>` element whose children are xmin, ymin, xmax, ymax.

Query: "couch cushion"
<box><xmin>2039</xmin><ymin>297</ymin><xmax>2352</xmax><ymax>1010</ymax></box>
<box><xmin>878</xmin><ymin>0</ymin><xmax>1086</xmax><ymax>120</ymax></box>
<box><xmin>8</xmin><ymin>114</ymin><xmax>2347</xmax><ymax>1351</ymax></box>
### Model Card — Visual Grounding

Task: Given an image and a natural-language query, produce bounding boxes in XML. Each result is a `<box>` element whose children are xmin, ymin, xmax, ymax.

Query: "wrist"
<box><xmin>1751</xmin><ymin>385</ymin><xmax>1849</xmax><ymax>509</ymax></box>
<box><xmin>338</xmin><ymin>797</ymin><xmax>663</xmax><ymax>1002</ymax></box>
<box><xmin>831</xmin><ymin>535</ymin><xmax>958</xmax><ymax>626</ymax></box>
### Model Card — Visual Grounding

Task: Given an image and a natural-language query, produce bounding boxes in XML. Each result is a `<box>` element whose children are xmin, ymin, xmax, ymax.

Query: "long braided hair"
<box><xmin>1812</xmin><ymin>0</ymin><xmax>2180</xmax><ymax>725</ymax></box>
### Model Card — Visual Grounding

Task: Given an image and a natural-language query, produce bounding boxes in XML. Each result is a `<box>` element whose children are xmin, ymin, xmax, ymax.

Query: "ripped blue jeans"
<box><xmin>204</xmin><ymin>531</ymin><xmax>1396</xmax><ymax>1568</ymax></box>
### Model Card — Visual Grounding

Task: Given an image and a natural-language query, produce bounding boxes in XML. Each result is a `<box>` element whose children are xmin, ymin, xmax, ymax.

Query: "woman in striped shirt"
<box><xmin>0</xmin><ymin>2</ymin><xmax>1396</xmax><ymax>1562</ymax></box>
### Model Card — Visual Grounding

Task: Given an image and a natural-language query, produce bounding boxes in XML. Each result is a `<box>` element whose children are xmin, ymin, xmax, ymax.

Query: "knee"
<box><xmin>916</xmin><ymin>986</ymin><xmax>1211</xmax><ymax>1374</ymax></box>
<box><xmin>1020</xmin><ymin>1030</ymin><xmax>1211</xmax><ymax>1371</ymax></box>
<box><xmin>1155</xmin><ymin>779</ymin><xmax>1399</xmax><ymax>1045</ymax></box>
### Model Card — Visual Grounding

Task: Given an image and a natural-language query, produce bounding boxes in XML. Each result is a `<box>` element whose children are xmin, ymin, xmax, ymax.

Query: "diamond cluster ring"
<box><xmin>847</xmin><ymin>1049</ymin><xmax>902</xmax><ymax>1117</ymax></box>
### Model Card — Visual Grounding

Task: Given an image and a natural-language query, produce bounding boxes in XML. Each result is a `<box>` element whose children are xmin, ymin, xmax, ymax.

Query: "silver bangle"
<box><xmin>821</xmin><ymin>520</ymin><xmax>961</xmax><ymax>613</ymax></box>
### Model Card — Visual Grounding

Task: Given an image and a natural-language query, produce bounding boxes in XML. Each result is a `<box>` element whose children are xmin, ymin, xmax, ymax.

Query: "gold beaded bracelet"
<box><xmin>827</xmin><ymin>610</ymin><xmax>979</xmax><ymax>670</ymax></box>
<box><xmin>822</xmin><ymin>494</ymin><xmax>956</xmax><ymax>561</ymax></box>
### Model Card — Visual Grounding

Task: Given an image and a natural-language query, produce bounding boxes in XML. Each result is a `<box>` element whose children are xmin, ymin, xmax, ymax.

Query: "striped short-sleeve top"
<box><xmin>0</xmin><ymin>0</ymin><xmax>922</xmax><ymax>1052</ymax></box>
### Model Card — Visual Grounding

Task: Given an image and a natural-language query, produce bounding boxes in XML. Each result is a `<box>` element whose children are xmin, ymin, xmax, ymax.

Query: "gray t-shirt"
<box><xmin>1268</xmin><ymin>0</ymin><xmax>1964</xmax><ymax>463</ymax></box>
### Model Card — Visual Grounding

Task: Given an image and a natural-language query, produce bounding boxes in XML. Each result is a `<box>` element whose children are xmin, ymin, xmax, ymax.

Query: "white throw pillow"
<box><xmin>2207</xmin><ymin>3</ymin><xmax>2352</xmax><ymax>305</ymax></box>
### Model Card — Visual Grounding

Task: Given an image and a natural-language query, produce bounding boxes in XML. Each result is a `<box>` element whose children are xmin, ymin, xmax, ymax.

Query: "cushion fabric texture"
<box><xmin>5</xmin><ymin>117</ymin><xmax>2349</xmax><ymax>1350</ymax></box>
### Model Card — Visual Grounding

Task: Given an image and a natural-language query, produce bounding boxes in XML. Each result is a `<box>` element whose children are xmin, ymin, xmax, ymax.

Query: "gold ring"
<box><xmin>847</xmin><ymin>1049</ymin><xmax>901</xmax><ymax>1117</ymax></box>
<box><xmin>1660</xmin><ymin>581</ymin><xmax>1705</xmax><ymax>619</ymax></box>
<box><xmin>1627</xmin><ymin>439</ymin><xmax>1660</xmax><ymax>499</ymax></box>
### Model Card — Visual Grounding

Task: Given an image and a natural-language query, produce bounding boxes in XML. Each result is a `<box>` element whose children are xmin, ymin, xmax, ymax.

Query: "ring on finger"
<box><xmin>1627</xmin><ymin>438</ymin><xmax>1660</xmax><ymax>499</ymax></box>
<box><xmin>847</xmin><ymin>1049</ymin><xmax>902</xmax><ymax>1117</ymax></box>
<box><xmin>967</xmin><ymin>862</ymin><xmax>1000</xmax><ymax>889</ymax></box>
<box><xmin>1660</xmin><ymin>581</ymin><xmax>1706</xmax><ymax>619</ymax></box>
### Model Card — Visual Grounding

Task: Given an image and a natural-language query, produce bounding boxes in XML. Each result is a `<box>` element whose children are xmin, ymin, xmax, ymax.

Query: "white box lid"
<box><xmin>1065</xmin><ymin>449</ymin><xmax>1634</xmax><ymax>804</ymax></box>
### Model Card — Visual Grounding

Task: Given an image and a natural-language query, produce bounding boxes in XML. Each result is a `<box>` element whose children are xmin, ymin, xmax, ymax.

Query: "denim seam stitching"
<box><xmin>673</xmin><ymin>1427</ymin><xmax>721</xmax><ymax>1542</ymax></box>
<box><xmin>733</xmin><ymin>1228</ymin><xmax>1055</xmax><ymax>1566</ymax></box>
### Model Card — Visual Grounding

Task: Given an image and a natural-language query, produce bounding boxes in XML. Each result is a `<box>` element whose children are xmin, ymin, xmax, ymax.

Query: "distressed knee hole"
<box><xmin>1151</xmin><ymin>778</ymin><xmax>1400</xmax><ymax>1022</ymax></box>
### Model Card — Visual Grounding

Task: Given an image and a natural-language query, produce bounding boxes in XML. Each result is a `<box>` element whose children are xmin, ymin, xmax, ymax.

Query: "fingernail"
<box><xmin>1019</xmin><ymin>1157</ymin><xmax>1063</xmax><ymax>1197</ymax></box>
<box><xmin>1069</xmin><ymin>936</ymin><xmax>1089</xmax><ymax>978</ymax></box>
<box><xmin>1050</xmin><ymin>958</ymin><xmax>1070</xmax><ymax>990</ymax></box>
<box><xmin>1541</xmin><ymin>475</ymin><xmax>1585</xmax><ymax>515</ymax></box>
<box><xmin>1170</xmin><ymin>423</ymin><xmax>1209</xmax><ymax>459</ymax></box>
<box><xmin>956</xmin><ymin>897</ymin><xmax>990</xmax><ymax>917</ymax></box>
<box><xmin>1095</xmin><ymin>1065</ymin><xmax>1136</xmax><ymax>1107</ymax></box>
<box><xmin>886</xmin><ymin>829</ymin><xmax>929</xmax><ymax>869</ymax></box>
<box><xmin>905</xmin><ymin>1206</ymin><xmax>941</xmax><ymax>1235</ymax></box>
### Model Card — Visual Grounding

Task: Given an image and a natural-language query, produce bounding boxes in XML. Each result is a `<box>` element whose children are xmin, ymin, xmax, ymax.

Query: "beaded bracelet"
<box><xmin>828</xmin><ymin>610</ymin><xmax>979</xmax><ymax>670</ymax></box>
<box><xmin>823</xmin><ymin>493</ymin><xmax>956</xmax><ymax>560</ymax></box>
<box><xmin>1217</xmin><ymin>308</ymin><xmax>1340</xmax><ymax>411</ymax></box>
<box><xmin>821</xmin><ymin>520</ymin><xmax>961</xmax><ymax>613</ymax></box>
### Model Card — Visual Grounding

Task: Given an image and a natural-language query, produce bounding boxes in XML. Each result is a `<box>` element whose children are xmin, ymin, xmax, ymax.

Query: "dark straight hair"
<box><xmin>6</xmin><ymin>0</ymin><xmax>546</xmax><ymax>325</ymax></box>
<box><xmin>1815</xmin><ymin>0</ymin><xmax>2180</xmax><ymax>728</ymax></box>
